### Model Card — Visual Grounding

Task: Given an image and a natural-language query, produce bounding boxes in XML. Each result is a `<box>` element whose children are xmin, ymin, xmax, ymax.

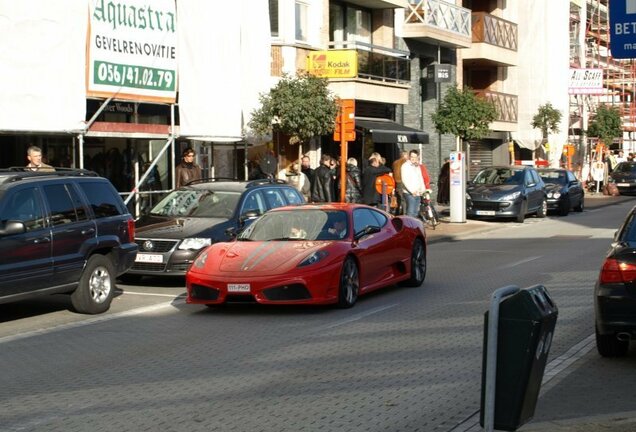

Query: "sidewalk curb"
<box><xmin>521</xmin><ymin>411</ymin><xmax>636</xmax><ymax>432</ymax></box>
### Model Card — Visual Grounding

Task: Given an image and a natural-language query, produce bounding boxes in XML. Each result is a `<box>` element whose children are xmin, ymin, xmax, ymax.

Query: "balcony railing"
<box><xmin>471</xmin><ymin>12</ymin><xmax>517</xmax><ymax>51</ymax></box>
<box><xmin>328</xmin><ymin>41</ymin><xmax>411</xmax><ymax>84</ymax></box>
<box><xmin>474</xmin><ymin>90</ymin><xmax>518</xmax><ymax>123</ymax></box>
<box><xmin>405</xmin><ymin>0</ymin><xmax>471</xmax><ymax>38</ymax></box>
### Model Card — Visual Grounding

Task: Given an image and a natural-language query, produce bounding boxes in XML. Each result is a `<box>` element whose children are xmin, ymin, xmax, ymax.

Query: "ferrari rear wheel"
<box><xmin>403</xmin><ymin>238</ymin><xmax>426</xmax><ymax>287</ymax></box>
<box><xmin>337</xmin><ymin>257</ymin><xmax>359</xmax><ymax>308</ymax></box>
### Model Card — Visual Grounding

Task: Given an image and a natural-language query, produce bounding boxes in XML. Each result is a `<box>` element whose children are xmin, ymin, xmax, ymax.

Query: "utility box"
<box><xmin>480</xmin><ymin>285</ymin><xmax>558</xmax><ymax>431</ymax></box>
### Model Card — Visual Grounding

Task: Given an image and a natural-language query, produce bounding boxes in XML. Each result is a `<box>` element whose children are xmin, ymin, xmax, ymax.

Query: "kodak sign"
<box><xmin>306</xmin><ymin>50</ymin><xmax>358</xmax><ymax>78</ymax></box>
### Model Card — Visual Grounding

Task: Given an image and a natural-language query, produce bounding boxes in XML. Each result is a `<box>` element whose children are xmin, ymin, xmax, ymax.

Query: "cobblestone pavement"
<box><xmin>427</xmin><ymin>193</ymin><xmax>636</xmax><ymax>432</ymax></box>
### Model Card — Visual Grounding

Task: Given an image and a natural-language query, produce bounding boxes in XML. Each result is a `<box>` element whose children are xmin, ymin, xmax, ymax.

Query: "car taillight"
<box><xmin>599</xmin><ymin>258</ymin><xmax>636</xmax><ymax>284</ymax></box>
<box><xmin>127</xmin><ymin>218</ymin><xmax>135</xmax><ymax>243</ymax></box>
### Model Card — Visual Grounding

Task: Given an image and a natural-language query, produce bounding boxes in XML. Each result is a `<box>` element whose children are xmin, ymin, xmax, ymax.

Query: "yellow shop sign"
<box><xmin>306</xmin><ymin>50</ymin><xmax>358</xmax><ymax>78</ymax></box>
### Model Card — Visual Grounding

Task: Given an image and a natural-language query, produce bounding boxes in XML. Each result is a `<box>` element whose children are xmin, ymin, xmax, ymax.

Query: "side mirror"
<box><xmin>239</xmin><ymin>211</ymin><xmax>260</xmax><ymax>224</ymax></box>
<box><xmin>225</xmin><ymin>226</ymin><xmax>238</xmax><ymax>239</ymax></box>
<box><xmin>0</xmin><ymin>220</ymin><xmax>26</xmax><ymax>236</ymax></box>
<box><xmin>354</xmin><ymin>225</ymin><xmax>381</xmax><ymax>241</ymax></box>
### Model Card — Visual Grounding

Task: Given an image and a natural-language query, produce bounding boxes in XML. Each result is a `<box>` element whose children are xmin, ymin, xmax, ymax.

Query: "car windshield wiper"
<box><xmin>267</xmin><ymin>237</ymin><xmax>295</xmax><ymax>241</ymax></box>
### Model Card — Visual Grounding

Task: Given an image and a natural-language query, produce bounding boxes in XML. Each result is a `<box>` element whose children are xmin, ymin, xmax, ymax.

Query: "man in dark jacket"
<box><xmin>362</xmin><ymin>156</ymin><xmax>391</xmax><ymax>206</ymax></box>
<box><xmin>345</xmin><ymin>157</ymin><xmax>362</xmax><ymax>203</ymax></box>
<box><xmin>175</xmin><ymin>147</ymin><xmax>202</xmax><ymax>188</ymax></box>
<box><xmin>311</xmin><ymin>154</ymin><xmax>334</xmax><ymax>202</ymax></box>
<box><xmin>301</xmin><ymin>155</ymin><xmax>315</xmax><ymax>190</ymax></box>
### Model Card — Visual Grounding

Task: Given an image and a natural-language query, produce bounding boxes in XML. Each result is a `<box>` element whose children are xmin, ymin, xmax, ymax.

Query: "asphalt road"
<box><xmin>0</xmin><ymin>200</ymin><xmax>633</xmax><ymax>432</ymax></box>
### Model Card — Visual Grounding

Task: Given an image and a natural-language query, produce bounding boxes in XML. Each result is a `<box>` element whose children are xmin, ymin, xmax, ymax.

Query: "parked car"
<box><xmin>0</xmin><ymin>168</ymin><xmax>138</xmax><ymax>314</ymax></box>
<box><xmin>537</xmin><ymin>168</ymin><xmax>585</xmax><ymax>216</ymax></box>
<box><xmin>125</xmin><ymin>178</ymin><xmax>304</xmax><ymax>281</ymax></box>
<box><xmin>186</xmin><ymin>203</ymin><xmax>426</xmax><ymax>308</ymax></box>
<box><xmin>609</xmin><ymin>161</ymin><xmax>636</xmax><ymax>194</ymax></box>
<box><xmin>595</xmin><ymin>205</ymin><xmax>636</xmax><ymax>357</ymax></box>
<box><xmin>466</xmin><ymin>166</ymin><xmax>547</xmax><ymax>223</ymax></box>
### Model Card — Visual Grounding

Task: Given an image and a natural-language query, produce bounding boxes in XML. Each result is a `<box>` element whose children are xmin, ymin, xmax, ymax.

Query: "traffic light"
<box><xmin>334</xmin><ymin>99</ymin><xmax>356</xmax><ymax>142</ymax></box>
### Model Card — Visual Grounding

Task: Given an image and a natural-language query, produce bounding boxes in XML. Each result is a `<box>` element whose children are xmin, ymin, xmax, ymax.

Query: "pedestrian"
<box><xmin>278</xmin><ymin>160</ymin><xmax>311</xmax><ymax>201</ymax></box>
<box><xmin>311</xmin><ymin>154</ymin><xmax>335</xmax><ymax>202</ymax></box>
<box><xmin>401</xmin><ymin>150</ymin><xmax>426</xmax><ymax>218</ymax></box>
<box><xmin>437</xmin><ymin>157</ymin><xmax>450</xmax><ymax>205</ymax></box>
<box><xmin>300</xmin><ymin>155</ymin><xmax>315</xmax><ymax>190</ymax></box>
<box><xmin>175</xmin><ymin>147</ymin><xmax>202</xmax><ymax>188</ymax></box>
<box><xmin>392</xmin><ymin>150</ymin><xmax>409</xmax><ymax>214</ymax></box>
<box><xmin>361</xmin><ymin>156</ymin><xmax>391</xmax><ymax>207</ymax></box>
<box><xmin>25</xmin><ymin>145</ymin><xmax>55</xmax><ymax>172</ymax></box>
<box><xmin>344</xmin><ymin>157</ymin><xmax>362</xmax><ymax>203</ymax></box>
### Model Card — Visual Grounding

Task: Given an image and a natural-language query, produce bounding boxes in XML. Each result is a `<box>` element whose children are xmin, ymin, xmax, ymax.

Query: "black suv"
<box><xmin>0</xmin><ymin>169</ymin><xmax>138</xmax><ymax>314</ymax></box>
<box><xmin>125</xmin><ymin>178</ymin><xmax>304</xmax><ymax>280</ymax></box>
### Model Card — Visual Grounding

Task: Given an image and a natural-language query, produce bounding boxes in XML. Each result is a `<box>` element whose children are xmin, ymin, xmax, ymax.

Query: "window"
<box><xmin>347</xmin><ymin>7</ymin><xmax>371</xmax><ymax>43</ymax></box>
<box><xmin>241</xmin><ymin>191</ymin><xmax>267</xmax><ymax>216</ymax></box>
<box><xmin>281</xmin><ymin>187</ymin><xmax>303</xmax><ymax>205</ymax></box>
<box><xmin>353</xmin><ymin>208</ymin><xmax>380</xmax><ymax>234</ymax></box>
<box><xmin>263</xmin><ymin>189</ymin><xmax>286</xmax><ymax>209</ymax></box>
<box><xmin>0</xmin><ymin>188</ymin><xmax>45</xmax><ymax>231</ymax></box>
<box><xmin>330</xmin><ymin>3</ymin><xmax>371</xmax><ymax>44</ymax></box>
<box><xmin>269</xmin><ymin>0</ymin><xmax>279</xmax><ymax>37</ymax></box>
<box><xmin>79</xmin><ymin>181</ymin><xmax>124</xmax><ymax>218</ymax></box>
<box><xmin>295</xmin><ymin>1</ymin><xmax>308</xmax><ymax>42</ymax></box>
<box><xmin>43</xmin><ymin>184</ymin><xmax>81</xmax><ymax>226</ymax></box>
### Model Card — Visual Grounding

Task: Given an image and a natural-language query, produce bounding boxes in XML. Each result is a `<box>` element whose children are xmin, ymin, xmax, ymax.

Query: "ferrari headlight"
<box><xmin>500</xmin><ymin>191</ymin><xmax>521</xmax><ymax>201</ymax></box>
<box><xmin>192</xmin><ymin>251</ymin><xmax>208</xmax><ymax>268</ymax></box>
<box><xmin>298</xmin><ymin>251</ymin><xmax>329</xmax><ymax>267</ymax></box>
<box><xmin>179</xmin><ymin>238</ymin><xmax>212</xmax><ymax>250</ymax></box>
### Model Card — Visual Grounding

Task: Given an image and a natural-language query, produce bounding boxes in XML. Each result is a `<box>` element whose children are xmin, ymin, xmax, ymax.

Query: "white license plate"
<box><xmin>476</xmin><ymin>210</ymin><xmax>496</xmax><ymax>216</ymax></box>
<box><xmin>135</xmin><ymin>253</ymin><xmax>163</xmax><ymax>263</ymax></box>
<box><xmin>617</xmin><ymin>183</ymin><xmax>630</xmax><ymax>187</ymax></box>
<box><xmin>228</xmin><ymin>283</ymin><xmax>251</xmax><ymax>293</ymax></box>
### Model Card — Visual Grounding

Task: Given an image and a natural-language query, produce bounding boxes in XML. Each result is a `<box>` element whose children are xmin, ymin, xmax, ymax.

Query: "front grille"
<box><xmin>263</xmin><ymin>284</ymin><xmax>311</xmax><ymax>301</ymax></box>
<box><xmin>135</xmin><ymin>238</ymin><xmax>179</xmax><ymax>253</ymax></box>
<box><xmin>131</xmin><ymin>262</ymin><xmax>167</xmax><ymax>272</ymax></box>
<box><xmin>472</xmin><ymin>201</ymin><xmax>503</xmax><ymax>211</ymax></box>
<box><xmin>191</xmin><ymin>284</ymin><xmax>219</xmax><ymax>301</ymax></box>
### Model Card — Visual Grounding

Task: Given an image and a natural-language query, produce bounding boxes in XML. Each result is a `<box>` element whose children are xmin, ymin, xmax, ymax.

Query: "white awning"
<box><xmin>177</xmin><ymin>1</ymin><xmax>271</xmax><ymax>142</ymax></box>
<box><xmin>0</xmin><ymin>1</ymin><xmax>86</xmax><ymax>133</ymax></box>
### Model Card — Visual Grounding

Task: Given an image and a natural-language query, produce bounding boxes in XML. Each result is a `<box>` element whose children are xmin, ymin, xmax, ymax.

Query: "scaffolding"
<box><xmin>572</xmin><ymin>0</ymin><xmax>636</xmax><ymax>160</ymax></box>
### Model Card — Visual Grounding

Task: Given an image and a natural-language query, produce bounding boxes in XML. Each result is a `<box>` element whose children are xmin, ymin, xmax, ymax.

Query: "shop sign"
<box><xmin>568</xmin><ymin>68</ymin><xmax>603</xmax><ymax>95</ymax></box>
<box><xmin>87</xmin><ymin>0</ymin><xmax>178</xmax><ymax>103</ymax></box>
<box><xmin>306</xmin><ymin>50</ymin><xmax>357</xmax><ymax>78</ymax></box>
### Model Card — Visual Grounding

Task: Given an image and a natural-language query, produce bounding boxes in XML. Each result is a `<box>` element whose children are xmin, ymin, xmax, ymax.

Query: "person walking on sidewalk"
<box><xmin>175</xmin><ymin>147</ymin><xmax>202</xmax><ymax>188</ymax></box>
<box><xmin>401</xmin><ymin>150</ymin><xmax>426</xmax><ymax>218</ymax></box>
<box><xmin>392</xmin><ymin>150</ymin><xmax>409</xmax><ymax>214</ymax></box>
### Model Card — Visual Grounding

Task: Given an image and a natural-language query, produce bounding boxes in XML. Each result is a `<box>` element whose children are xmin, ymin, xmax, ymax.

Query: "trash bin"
<box><xmin>480</xmin><ymin>285</ymin><xmax>558</xmax><ymax>431</ymax></box>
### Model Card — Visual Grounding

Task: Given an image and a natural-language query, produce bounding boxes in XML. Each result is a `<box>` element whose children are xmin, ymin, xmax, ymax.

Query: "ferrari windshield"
<box><xmin>150</xmin><ymin>190</ymin><xmax>240</xmax><ymax>218</ymax></box>
<box><xmin>473</xmin><ymin>168</ymin><xmax>525</xmax><ymax>185</ymax></box>
<box><xmin>238</xmin><ymin>210</ymin><xmax>349</xmax><ymax>241</ymax></box>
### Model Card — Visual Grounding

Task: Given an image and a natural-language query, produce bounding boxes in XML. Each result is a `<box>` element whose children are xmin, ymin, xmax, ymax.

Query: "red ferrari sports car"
<box><xmin>186</xmin><ymin>203</ymin><xmax>426</xmax><ymax>308</ymax></box>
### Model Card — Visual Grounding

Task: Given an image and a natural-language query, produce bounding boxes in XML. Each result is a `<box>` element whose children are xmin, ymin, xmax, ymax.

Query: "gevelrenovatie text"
<box><xmin>93</xmin><ymin>0</ymin><xmax>176</xmax><ymax>33</ymax></box>
<box><xmin>94</xmin><ymin>35</ymin><xmax>175</xmax><ymax>60</ymax></box>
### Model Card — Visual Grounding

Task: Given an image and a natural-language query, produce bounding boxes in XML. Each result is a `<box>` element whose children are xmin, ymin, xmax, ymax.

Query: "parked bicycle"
<box><xmin>419</xmin><ymin>190</ymin><xmax>440</xmax><ymax>229</ymax></box>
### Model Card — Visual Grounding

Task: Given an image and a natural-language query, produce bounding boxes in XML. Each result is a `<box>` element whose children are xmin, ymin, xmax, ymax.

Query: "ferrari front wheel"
<box><xmin>337</xmin><ymin>257</ymin><xmax>359</xmax><ymax>308</ymax></box>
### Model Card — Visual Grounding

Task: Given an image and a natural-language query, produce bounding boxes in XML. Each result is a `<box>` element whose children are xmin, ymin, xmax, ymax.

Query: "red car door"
<box><xmin>352</xmin><ymin>208</ymin><xmax>396</xmax><ymax>290</ymax></box>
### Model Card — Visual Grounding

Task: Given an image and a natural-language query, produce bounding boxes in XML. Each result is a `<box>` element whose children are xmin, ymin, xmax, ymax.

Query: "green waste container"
<box><xmin>480</xmin><ymin>285</ymin><xmax>558</xmax><ymax>431</ymax></box>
